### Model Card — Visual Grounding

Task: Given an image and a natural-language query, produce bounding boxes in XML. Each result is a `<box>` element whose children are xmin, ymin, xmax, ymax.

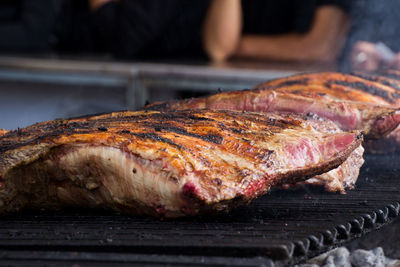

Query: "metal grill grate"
<box><xmin>0</xmin><ymin>154</ymin><xmax>399</xmax><ymax>266</ymax></box>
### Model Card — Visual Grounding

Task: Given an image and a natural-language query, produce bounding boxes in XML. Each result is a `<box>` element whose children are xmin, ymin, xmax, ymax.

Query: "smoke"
<box><xmin>349</xmin><ymin>0</ymin><xmax>400</xmax><ymax>50</ymax></box>
<box><xmin>0</xmin><ymin>82</ymin><xmax>127</xmax><ymax>130</ymax></box>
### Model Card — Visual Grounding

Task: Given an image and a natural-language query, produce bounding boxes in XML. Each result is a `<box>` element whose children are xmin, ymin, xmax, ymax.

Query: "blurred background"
<box><xmin>1</xmin><ymin>0</ymin><xmax>399</xmax><ymax>129</ymax></box>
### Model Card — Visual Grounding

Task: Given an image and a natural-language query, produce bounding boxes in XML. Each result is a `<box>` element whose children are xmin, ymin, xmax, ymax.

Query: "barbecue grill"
<box><xmin>0</xmin><ymin>153</ymin><xmax>398</xmax><ymax>266</ymax></box>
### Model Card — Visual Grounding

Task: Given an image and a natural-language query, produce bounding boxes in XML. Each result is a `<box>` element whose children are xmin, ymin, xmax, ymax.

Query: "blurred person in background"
<box><xmin>0</xmin><ymin>0</ymin><xmax>60</xmax><ymax>53</ymax></box>
<box><xmin>56</xmin><ymin>0</ymin><xmax>210</xmax><ymax>59</ymax></box>
<box><xmin>340</xmin><ymin>0</ymin><xmax>400</xmax><ymax>72</ymax></box>
<box><xmin>202</xmin><ymin>0</ymin><xmax>350</xmax><ymax>63</ymax></box>
<box><xmin>0</xmin><ymin>0</ymin><xmax>210</xmax><ymax>59</ymax></box>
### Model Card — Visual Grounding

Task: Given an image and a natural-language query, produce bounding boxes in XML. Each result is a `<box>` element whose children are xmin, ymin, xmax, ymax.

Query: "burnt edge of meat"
<box><xmin>325</xmin><ymin>80</ymin><xmax>396</xmax><ymax>103</ymax></box>
<box><xmin>351</xmin><ymin>72</ymin><xmax>400</xmax><ymax>95</ymax></box>
<box><xmin>271</xmin><ymin>78</ymin><xmax>311</xmax><ymax>89</ymax></box>
<box><xmin>136</xmin><ymin>112</ymin><xmax>216</xmax><ymax>124</ymax></box>
<box><xmin>64</xmin><ymin>110</ymin><xmax>131</xmax><ymax>120</ymax></box>
<box><xmin>144</xmin><ymin>102</ymin><xmax>171</xmax><ymax>111</ymax></box>
<box><xmin>0</xmin><ymin>121</ymin><xmax>95</xmax><ymax>153</ymax></box>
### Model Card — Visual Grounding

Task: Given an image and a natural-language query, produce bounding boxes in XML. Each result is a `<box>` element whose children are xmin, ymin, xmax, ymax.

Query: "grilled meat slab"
<box><xmin>147</xmin><ymin>73</ymin><xmax>400</xmax><ymax>140</ymax></box>
<box><xmin>0</xmin><ymin>110</ymin><xmax>361</xmax><ymax>217</ymax></box>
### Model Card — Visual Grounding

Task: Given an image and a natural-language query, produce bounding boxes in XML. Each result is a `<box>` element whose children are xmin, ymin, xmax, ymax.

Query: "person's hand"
<box><xmin>351</xmin><ymin>41</ymin><xmax>383</xmax><ymax>71</ymax></box>
<box><xmin>89</xmin><ymin>0</ymin><xmax>116</xmax><ymax>11</ymax></box>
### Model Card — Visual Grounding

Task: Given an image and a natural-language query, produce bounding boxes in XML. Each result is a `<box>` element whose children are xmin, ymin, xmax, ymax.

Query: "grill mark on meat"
<box><xmin>186</xmin><ymin>115</ymin><xmax>215</xmax><ymax>121</ymax></box>
<box><xmin>270</xmin><ymin>78</ymin><xmax>311</xmax><ymax>89</ymax></box>
<box><xmin>95</xmin><ymin>112</ymin><xmax>216</xmax><ymax>125</ymax></box>
<box><xmin>149</xmin><ymin>112</ymin><xmax>215</xmax><ymax>123</ymax></box>
<box><xmin>350</xmin><ymin>72</ymin><xmax>380</xmax><ymax>82</ymax></box>
<box><xmin>325</xmin><ymin>80</ymin><xmax>395</xmax><ymax>103</ymax></box>
<box><xmin>215</xmin><ymin>122</ymin><xmax>246</xmax><ymax>135</ymax></box>
<box><xmin>228</xmin><ymin>128</ymin><xmax>244</xmax><ymax>134</ymax></box>
<box><xmin>351</xmin><ymin>72</ymin><xmax>400</xmax><ymax>93</ymax></box>
<box><xmin>143</xmin><ymin>124</ymin><xmax>224</xmax><ymax>145</ymax></box>
<box><xmin>130</xmin><ymin>132</ymin><xmax>184</xmax><ymax>150</ymax></box>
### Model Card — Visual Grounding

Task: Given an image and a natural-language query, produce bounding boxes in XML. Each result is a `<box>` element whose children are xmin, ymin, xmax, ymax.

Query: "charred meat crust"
<box><xmin>351</xmin><ymin>72</ymin><xmax>400</xmax><ymax>93</ymax></box>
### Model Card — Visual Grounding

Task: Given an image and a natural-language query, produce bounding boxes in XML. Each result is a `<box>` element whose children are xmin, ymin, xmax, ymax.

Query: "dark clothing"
<box><xmin>241</xmin><ymin>0</ymin><xmax>350</xmax><ymax>35</ymax></box>
<box><xmin>0</xmin><ymin>0</ymin><xmax>60</xmax><ymax>52</ymax></box>
<box><xmin>55</xmin><ymin>0</ymin><xmax>210</xmax><ymax>59</ymax></box>
<box><xmin>53</xmin><ymin>1</ymin><xmax>95</xmax><ymax>54</ymax></box>
<box><xmin>57</xmin><ymin>0</ymin><xmax>352</xmax><ymax>59</ymax></box>
<box><xmin>0</xmin><ymin>0</ymin><xmax>350</xmax><ymax>60</ymax></box>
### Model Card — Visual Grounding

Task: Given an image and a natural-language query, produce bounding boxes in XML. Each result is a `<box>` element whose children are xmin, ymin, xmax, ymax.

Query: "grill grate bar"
<box><xmin>0</xmin><ymin>154</ymin><xmax>399</xmax><ymax>265</ymax></box>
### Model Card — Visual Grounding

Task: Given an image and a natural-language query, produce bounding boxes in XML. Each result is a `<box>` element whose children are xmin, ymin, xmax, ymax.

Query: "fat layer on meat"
<box><xmin>285</xmin><ymin>145</ymin><xmax>364</xmax><ymax>193</ymax></box>
<box><xmin>0</xmin><ymin>110</ymin><xmax>361</xmax><ymax>217</ymax></box>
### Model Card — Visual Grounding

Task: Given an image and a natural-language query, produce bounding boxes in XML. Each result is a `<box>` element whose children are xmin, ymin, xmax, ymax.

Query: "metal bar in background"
<box><xmin>0</xmin><ymin>56</ymin><xmax>301</xmax><ymax>110</ymax></box>
<box><xmin>0</xmin><ymin>69</ymin><xmax>128</xmax><ymax>87</ymax></box>
<box><xmin>0</xmin><ymin>56</ymin><xmax>299</xmax><ymax>80</ymax></box>
<box><xmin>0</xmin><ymin>250</ymin><xmax>274</xmax><ymax>267</ymax></box>
<box><xmin>126</xmin><ymin>77</ymin><xmax>149</xmax><ymax>110</ymax></box>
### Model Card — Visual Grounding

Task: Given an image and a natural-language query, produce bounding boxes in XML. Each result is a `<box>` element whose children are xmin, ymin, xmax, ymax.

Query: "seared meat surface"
<box><xmin>147</xmin><ymin>72</ymin><xmax>400</xmax><ymax>141</ymax></box>
<box><xmin>0</xmin><ymin>110</ymin><xmax>361</xmax><ymax>217</ymax></box>
<box><xmin>257</xmin><ymin>72</ymin><xmax>400</xmax><ymax>107</ymax></box>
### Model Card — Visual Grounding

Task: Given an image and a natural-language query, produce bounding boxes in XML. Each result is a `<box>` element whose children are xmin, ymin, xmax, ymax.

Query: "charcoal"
<box><xmin>372</xmin><ymin>247</ymin><xmax>386</xmax><ymax>267</ymax></box>
<box><xmin>322</xmin><ymin>247</ymin><xmax>351</xmax><ymax>267</ymax></box>
<box><xmin>350</xmin><ymin>249</ymin><xmax>377</xmax><ymax>267</ymax></box>
<box><xmin>322</xmin><ymin>256</ymin><xmax>335</xmax><ymax>267</ymax></box>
